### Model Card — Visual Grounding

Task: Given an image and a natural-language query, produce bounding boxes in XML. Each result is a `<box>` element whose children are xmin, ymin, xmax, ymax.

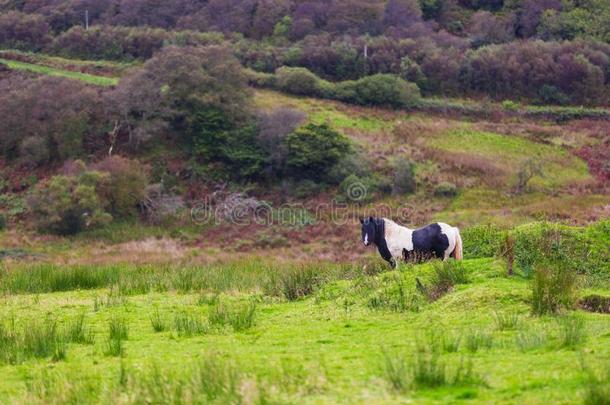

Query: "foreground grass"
<box><xmin>0</xmin><ymin>258</ymin><xmax>608</xmax><ymax>403</ymax></box>
<box><xmin>0</xmin><ymin>58</ymin><xmax>119</xmax><ymax>86</ymax></box>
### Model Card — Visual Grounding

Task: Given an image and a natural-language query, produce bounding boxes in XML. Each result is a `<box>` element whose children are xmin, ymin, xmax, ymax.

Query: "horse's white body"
<box><xmin>383</xmin><ymin>218</ymin><xmax>463</xmax><ymax>261</ymax></box>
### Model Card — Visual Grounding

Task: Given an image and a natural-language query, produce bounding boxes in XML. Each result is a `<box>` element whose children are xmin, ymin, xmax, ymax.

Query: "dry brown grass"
<box><xmin>392</xmin><ymin>117</ymin><xmax>457</xmax><ymax>145</ymax></box>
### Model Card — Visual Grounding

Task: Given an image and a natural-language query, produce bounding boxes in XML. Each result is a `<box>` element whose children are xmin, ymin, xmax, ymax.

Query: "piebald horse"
<box><xmin>360</xmin><ymin>217</ymin><xmax>463</xmax><ymax>268</ymax></box>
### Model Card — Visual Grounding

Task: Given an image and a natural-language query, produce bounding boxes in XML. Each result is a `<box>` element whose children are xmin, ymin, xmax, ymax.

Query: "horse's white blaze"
<box><xmin>364</xmin><ymin>233</ymin><xmax>368</xmax><ymax>245</ymax></box>
<box><xmin>438</xmin><ymin>222</ymin><xmax>457</xmax><ymax>260</ymax></box>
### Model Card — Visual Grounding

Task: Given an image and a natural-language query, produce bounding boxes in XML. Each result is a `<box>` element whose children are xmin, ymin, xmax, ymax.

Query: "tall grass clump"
<box><xmin>382</xmin><ymin>350</ymin><xmax>410</xmax><ymax>392</ymax></box>
<box><xmin>465</xmin><ymin>329</ymin><xmax>493</xmax><ymax>352</ymax></box>
<box><xmin>64</xmin><ymin>312</ymin><xmax>94</xmax><ymax>344</ymax></box>
<box><xmin>173</xmin><ymin>312</ymin><xmax>208</xmax><ymax>337</ymax></box>
<box><xmin>515</xmin><ymin>327</ymin><xmax>548</xmax><ymax>352</ymax></box>
<box><xmin>493</xmin><ymin>311</ymin><xmax>521</xmax><ymax>331</ymax></box>
<box><xmin>368</xmin><ymin>274</ymin><xmax>422</xmax><ymax>312</ymax></box>
<box><xmin>278</xmin><ymin>266</ymin><xmax>324</xmax><ymax>301</ymax></box>
<box><xmin>208</xmin><ymin>301</ymin><xmax>257</xmax><ymax>332</ymax></box>
<box><xmin>556</xmin><ymin>315</ymin><xmax>587</xmax><ymax>349</ymax></box>
<box><xmin>416</xmin><ymin>260</ymin><xmax>469</xmax><ymax>301</ymax></box>
<box><xmin>114</xmin><ymin>354</ymin><xmax>246</xmax><ymax>403</ymax></box>
<box><xmin>105</xmin><ymin>317</ymin><xmax>128</xmax><ymax>357</ymax></box>
<box><xmin>382</xmin><ymin>348</ymin><xmax>483</xmax><ymax>392</ymax></box>
<box><xmin>0</xmin><ymin>318</ymin><xmax>67</xmax><ymax>364</ymax></box>
<box><xmin>531</xmin><ymin>262</ymin><xmax>577</xmax><ymax>315</ymax></box>
<box><xmin>583</xmin><ymin>366</ymin><xmax>610</xmax><ymax>405</ymax></box>
<box><xmin>150</xmin><ymin>308</ymin><xmax>167</xmax><ymax>332</ymax></box>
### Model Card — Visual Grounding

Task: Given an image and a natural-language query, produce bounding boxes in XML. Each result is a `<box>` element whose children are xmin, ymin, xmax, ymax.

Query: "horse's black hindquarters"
<box><xmin>411</xmin><ymin>223</ymin><xmax>449</xmax><ymax>259</ymax></box>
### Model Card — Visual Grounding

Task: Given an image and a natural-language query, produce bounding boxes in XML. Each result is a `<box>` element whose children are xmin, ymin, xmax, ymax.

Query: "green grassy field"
<box><xmin>0</xmin><ymin>58</ymin><xmax>119</xmax><ymax>86</ymax></box>
<box><xmin>0</xmin><ymin>256</ymin><xmax>608</xmax><ymax>404</ymax></box>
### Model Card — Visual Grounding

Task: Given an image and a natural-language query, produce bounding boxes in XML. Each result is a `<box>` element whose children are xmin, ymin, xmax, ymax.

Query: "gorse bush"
<box><xmin>27</xmin><ymin>170</ymin><xmax>112</xmax><ymax>235</ymax></box>
<box><xmin>91</xmin><ymin>156</ymin><xmax>149</xmax><ymax>219</ymax></box>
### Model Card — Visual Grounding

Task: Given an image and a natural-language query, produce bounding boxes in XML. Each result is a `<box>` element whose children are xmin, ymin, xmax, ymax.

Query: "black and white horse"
<box><xmin>360</xmin><ymin>217</ymin><xmax>462</xmax><ymax>268</ymax></box>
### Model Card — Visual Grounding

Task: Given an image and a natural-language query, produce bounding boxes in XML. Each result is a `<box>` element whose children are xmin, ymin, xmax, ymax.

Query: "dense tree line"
<box><xmin>1</xmin><ymin>0</ymin><xmax>608</xmax><ymax>42</ymax></box>
<box><xmin>0</xmin><ymin>1</ymin><xmax>608</xmax><ymax>104</ymax></box>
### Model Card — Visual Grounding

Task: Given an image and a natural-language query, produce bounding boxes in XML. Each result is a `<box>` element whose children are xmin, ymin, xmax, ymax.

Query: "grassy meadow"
<box><xmin>1</xmin><ymin>52</ymin><xmax>609</xmax><ymax>404</ymax></box>
<box><xmin>0</xmin><ymin>253</ymin><xmax>609</xmax><ymax>404</ymax></box>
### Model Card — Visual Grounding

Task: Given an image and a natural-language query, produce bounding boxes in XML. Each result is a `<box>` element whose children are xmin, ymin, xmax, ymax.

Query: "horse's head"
<box><xmin>360</xmin><ymin>216</ymin><xmax>376</xmax><ymax>246</ymax></box>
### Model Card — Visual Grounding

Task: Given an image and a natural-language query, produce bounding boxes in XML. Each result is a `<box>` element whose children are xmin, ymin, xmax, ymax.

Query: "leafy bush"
<box><xmin>392</xmin><ymin>157</ymin><xmax>416</xmax><ymax>195</ymax></box>
<box><xmin>512</xmin><ymin>222</ymin><xmax>600</xmax><ymax>277</ymax></box>
<box><xmin>433</xmin><ymin>182</ymin><xmax>458</xmax><ymax>197</ymax></box>
<box><xmin>0</xmin><ymin>214</ymin><xmax>5</xmax><ymax>231</ymax></box>
<box><xmin>275</xmin><ymin>66</ymin><xmax>324</xmax><ymax>96</ymax></box>
<box><xmin>92</xmin><ymin>156</ymin><xmax>149</xmax><ymax>219</ymax></box>
<box><xmin>285</xmin><ymin>123</ymin><xmax>352</xmax><ymax>182</ymax></box>
<box><xmin>334</xmin><ymin>74</ymin><xmax>420</xmax><ymax>108</ymax></box>
<box><xmin>461</xmin><ymin>225</ymin><xmax>506</xmax><ymax>259</ymax></box>
<box><xmin>27</xmin><ymin>170</ymin><xmax>112</xmax><ymax>235</ymax></box>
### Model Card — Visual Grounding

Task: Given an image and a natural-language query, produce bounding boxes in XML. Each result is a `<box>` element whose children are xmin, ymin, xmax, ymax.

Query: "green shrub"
<box><xmin>501</xmin><ymin>100</ymin><xmax>520</xmax><ymax>111</ymax></box>
<box><xmin>392</xmin><ymin>157</ymin><xmax>416</xmax><ymax>195</ymax></box>
<box><xmin>92</xmin><ymin>156</ymin><xmax>149</xmax><ymax>219</ymax></box>
<box><xmin>339</xmin><ymin>174</ymin><xmax>379</xmax><ymax>203</ymax></box>
<box><xmin>244</xmin><ymin>68</ymin><xmax>277</xmax><ymax>88</ymax></box>
<box><xmin>285</xmin><ymin>123</ymin><xmax>352</xmax><ymax>181</ymax></box>
<box><xmin>335</xmin><ymin>74</ymin><xmax>420</xmax><ymax>108</ymax></box>
<box><xmin>512</xmin><ymin>222</ymin><xmax>600</xmax><ymax>277</ymax></box>
<box><xmin>288</xmin><ymin>179</ymin><xmax>324</xmax><ymax>198</ymax></box>
<box><xmin>0</xmin><ymin>213</ymin><xmax>5</xmax><ymax>231</ymax></box>
<box><xmin>536</xmin><ymin>85</ymin><xmax>570</xmax><ymax>106</ymax></box>
<box><xmin>27</xmin><ymin>170</ymin><xmax>112</xmax><ymax>235</ymax></box>
<box><xmin>531</xmin><ymin>262</ymin><xmax>577</xmax><ymax>315</ymax></box>
<box><xmin>433</xmin><ymin>182</ymin><xmax>458</xmax><ymax>197</ymax></box>
<box><xmin>275</xmin><ymin>66</ymin><xmax>323</xmax><ymax>96</ymax></box>
<box><xmin>461</xmin><ymin>225</ymin><xmax>506</xmax><ymax>259</ymax></box>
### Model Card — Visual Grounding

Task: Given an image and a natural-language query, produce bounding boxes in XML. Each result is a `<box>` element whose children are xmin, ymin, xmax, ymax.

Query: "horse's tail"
<box><xmin>454</xmin><ymin>228</ymin><xmax>463</xmax><ymax>260</ymax></box>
